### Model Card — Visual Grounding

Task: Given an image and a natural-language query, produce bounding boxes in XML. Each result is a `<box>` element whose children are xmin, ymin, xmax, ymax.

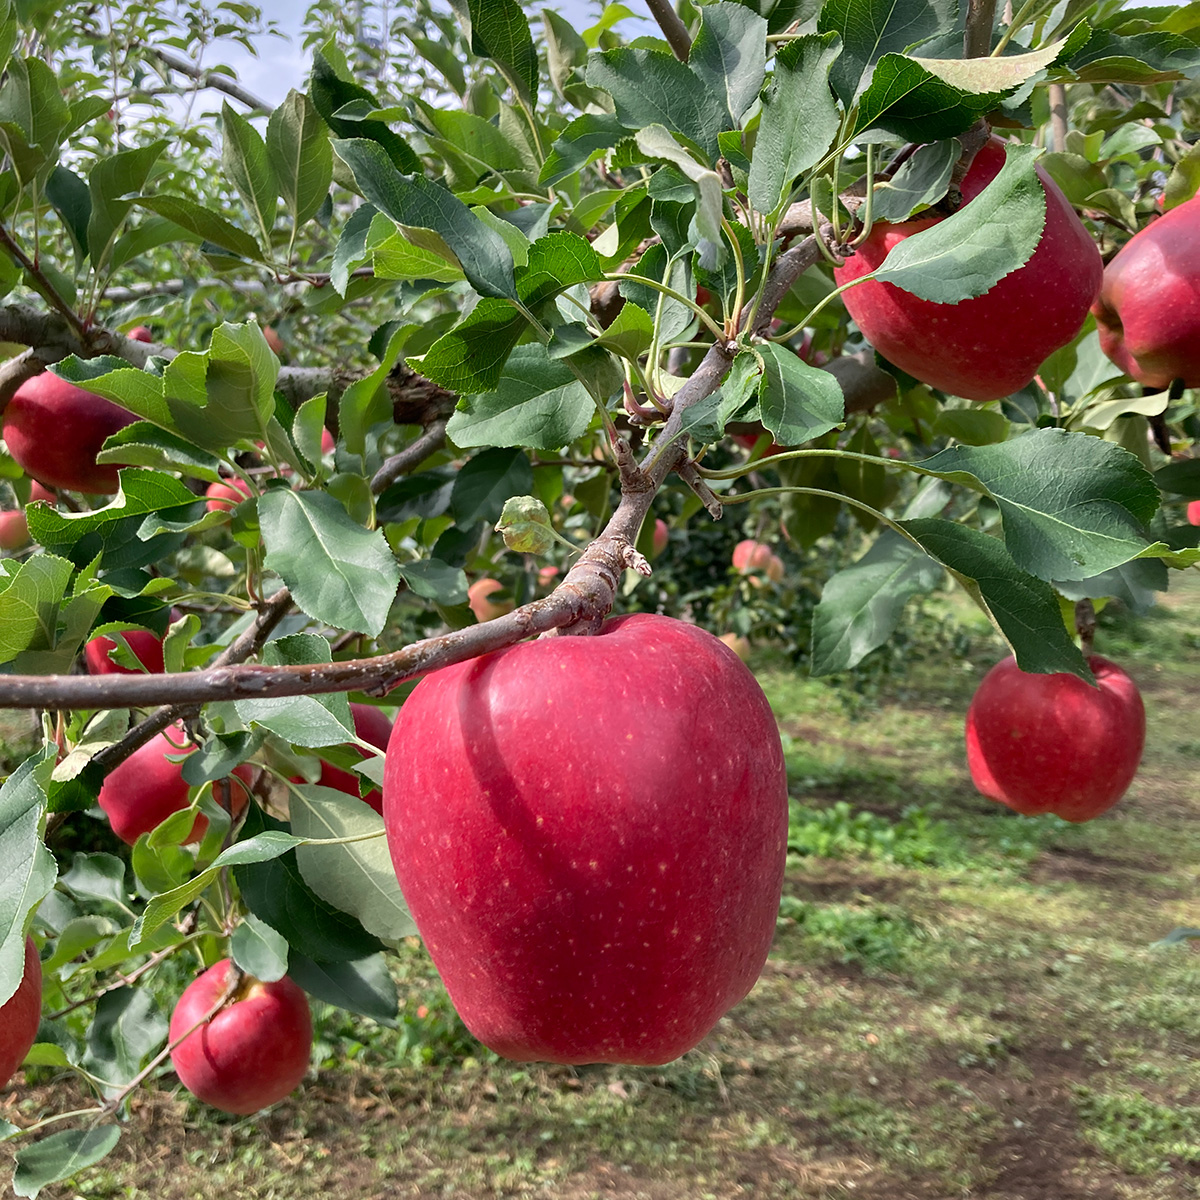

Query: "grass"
<box><xmin>4</xmin><ymin>574</ymin><xmax>1200</xmax><ymax>1199</ymax></box>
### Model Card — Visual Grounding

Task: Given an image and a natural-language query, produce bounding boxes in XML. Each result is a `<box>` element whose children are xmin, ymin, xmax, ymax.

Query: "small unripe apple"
<box><xmin>1</xmin><ymin>480</ymin><xmax>56</xmax><ymax>549</ymax></box>
<box><xmin>834</xmin><ymin>137</ymin><xmax>1103</xmax><ymax>401</ymax></box>
<box><xmin>732</xmin><ymin>539</ymin><xmax>773</xmax><ymax>573</ymax></box>
<box><xmin>1092</xmin><ymin>194</ymin><xmax>1200</xmax><ymax>387</ymax></box>
<box><xmin>0</xmin><ymin>937</ymin><xmax>41</xmax><ymax>1089</ymax></box>
<box><xmin>2</xmin><ymin>372</ymin><xmax>136</xmax><ymax>493</ymax></box>
<box><xmin>205</xmin><ymin>477</ymin><xmax>253</xmax><ymax>512</ymax></box>
<box><xmin>765</xmin><ymin>554</ymin><xmax>785</xmax><ymax>583</ymax></box>
<box><xmin>652</xmin><ymin>518</ymin><xmax>669</xmax><ymax>558</ymax></box>
<box><xmin>467</xmin><ymin>578</ymin><xmax>513</xmax><ymax>623</ymax></box>
<box><xmin>169</xmin><ymin>959</ymin><xmax>312</xmax><ymax>1115</ymax></box>
<box><xmin>1188</xmin><ymin>500</ymin><xmax>1200</xmax><ymax>526</ymax></box>
<box><xmin>966</xmin><ymin>655</ymin><xmax>1145</xmax><ymax>822</ymax></box>
<box><xmin>538</xmin><ymin>565</ymin><xmax>559</xmax><ymax>588</ymax></box>
<box><xmin>382</xmin><ymin>613</ymin><xmax>788</xmax><ymax>1065</ymax></box>
<box><xmin>127</xmin><ymin>326</ymin><xmax>153</xmax><ymax>343</ymax></box>
<box><xmin>314</xmin><ymin>703</ymin><xmax>393</xmax><ymax>815</ymax></box>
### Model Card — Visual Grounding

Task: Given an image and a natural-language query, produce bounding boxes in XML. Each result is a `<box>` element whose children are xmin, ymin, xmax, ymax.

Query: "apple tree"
<box><xmin>1</xmin><ymin>0</ymin><xmax>1199</xmax><ymax>1187</ymax></box>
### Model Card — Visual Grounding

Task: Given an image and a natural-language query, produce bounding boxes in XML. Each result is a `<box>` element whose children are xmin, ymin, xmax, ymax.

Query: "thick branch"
<box><xmin>964</xmin><ymin>0</ymin><xmax>998</xmax><ymax>57</ymax></box>
<box><xmin>645</xmin><ymin>0</ymin><xmax>692</xmax><ymax>61</ymax></box>
<box><xmin>147</xmin><ymin>47</ymin><xmax>271</xmax><ymax>112</ymax></box>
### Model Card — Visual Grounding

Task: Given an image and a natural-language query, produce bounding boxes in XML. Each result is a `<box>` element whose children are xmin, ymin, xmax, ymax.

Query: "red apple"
<box><xmin>205</xmin><ymin>477</ymin><xmax>253</xmax><ymax>513</ymax></box>
<box><xmin>85</xmin><ymin>608</ymin><xmax>180</xmax><ymax>676</ymax></box>
<box><xmin>467</xmin><ymin>577</ymin><xmax>513</xmax><ymax>623</ymax></box>
<box><xmin>718</xmin><ymin>631</ymin><xmax>752</xmax><ymax>661</ymax></box>
<box><xmin>1188</xmin><ymin>500</ymin><xmax>1200</xmax><ymax>526</ymax></box>
<box><xmin>0</xmin><ymin>508</ymin><xmax>28</xmax><ymax>550</ymax></box>
<box><xmin>169</xmin><ymin>959</ymin><xmax>312</xmax><ymax>1115</ymax></box>
<box><xmin>834</xmin><ymin>137</ymin><xmax>1103</xmax><ymax>401</ymax></box>
<box><xmin>262</xmin><ymin>326</ymin><xmax>285</xmax><ymax>357</ymax></box>
<box><xmin>127</xmin><ymin>326</ymin><xmax>153</xmax><ymax>343</ymax></box>
<box><xmin>765</xmin><ymin>553</ymin><xmax>785</xmax><ymax>583</ymax></box>
<box><xmin>965</xmin><ymin>655</ymin><xmax>1145</xmax><ymax>822</ymax></box>
<box><xmin>2</xmin><ymin>372</ymin><xmax>137</xmax><ymax>493</ymax></box>
<box><xmin>538</xmin><ymin>565</ymin><xmax>559</xmax><ymax>588</ymax></box>
<box><xmin>1092</xmin><ymin>195</ymin><xmax>1200</xmax><ymax>387</ymax></box>
<box><xmin>97</xmin><ymin>725</ymin><xmax>249</xmax><ymax>844</ymax></box>
<box><xmin>0</xmin><ymin>937</ymin><xmax>41</xmax><ymax>1088</ymax></box>
<box><xmin>320</xmin><ymin>427</ymin><xmax>335</xmax><ymax>454</ymax></box>
<box><xmin>315</xmin><ymin>702</ymin><xmax>393</xmax><ymax>815</ymax></box>
<box><xmin>382</xmin><ymin>612</ymin><xmax>789</xmax><ymax>1065</ymax></box>
<box><xmin>732</xmin><ymin>539</ymin><xmax>773</xmax><ymax>573</ymax></box>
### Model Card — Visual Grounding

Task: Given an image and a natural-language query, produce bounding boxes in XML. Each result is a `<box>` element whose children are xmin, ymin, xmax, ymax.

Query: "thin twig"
<box><xmin>964</xmin><ymin>0</ymin><xmax>999</xmax><ymax>57</ymax></box>
<box><xmin>370</xmin><ymin>419</ymin><xmax>448</xmax><ymax>493</ymax></box>
<box><xmin>147</xmin><ymin>47</ymin><xmax>271</xmax><ymax>112</ymax></box>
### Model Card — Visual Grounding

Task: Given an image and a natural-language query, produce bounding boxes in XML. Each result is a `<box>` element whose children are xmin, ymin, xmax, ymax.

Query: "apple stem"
<box><xmin>1074</xmin><ymin>599</ymin><xmax>1096</xmax><ymax>657</ymax></box>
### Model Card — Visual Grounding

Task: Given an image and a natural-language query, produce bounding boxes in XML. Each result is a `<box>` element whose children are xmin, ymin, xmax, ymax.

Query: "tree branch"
<box><xmin>964</xmin><ymin>0</ymin><xmax>998</xmax><ymax>57</ymax></box>
<box><xmin>146</xmin><ymin>47</ymin><xmax>271</xmax><ymax>112</ymax></box>
<box><xmin>645</xmin><ymin>0</ymin><xmax>692</xmax><ymax>61</ymax></box>
<box><xmin>370</xmin><ymin>419</ymin><xmax>448</xmax><ymax>494</ymax></box>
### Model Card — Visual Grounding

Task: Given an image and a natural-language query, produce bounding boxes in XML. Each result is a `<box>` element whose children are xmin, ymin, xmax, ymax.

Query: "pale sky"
<box><xmin>197</xmin><ymin>0</ymin><xmax>630</xmax><ymax>110</ymax></box>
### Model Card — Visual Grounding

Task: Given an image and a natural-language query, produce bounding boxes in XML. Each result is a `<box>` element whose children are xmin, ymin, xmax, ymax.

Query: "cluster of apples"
<box><xmin>732</xmin><ymin>538</ymin><xmax>785</xmax><ymax>583</ymax></box>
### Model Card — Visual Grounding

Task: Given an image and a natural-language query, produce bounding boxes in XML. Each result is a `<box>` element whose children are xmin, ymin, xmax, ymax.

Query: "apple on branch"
<box><xmin>834</xmin><ymin>137</ymin><xmax>1103</xmax><ymax>401</ymax></box>
<box><xmin>965</xmin><ymin>655</ymin><xmax>1146</xmax><ymax>822</ymax></box>
<box><xmin>382</xmin><ymin>612</ymin><xmax>789</xmax><ymax>1065</ymax></box>
<box><xmin>169</xmin><ymin>959</ymin><xmax>312</xmax><ymax>1115</ymax></box>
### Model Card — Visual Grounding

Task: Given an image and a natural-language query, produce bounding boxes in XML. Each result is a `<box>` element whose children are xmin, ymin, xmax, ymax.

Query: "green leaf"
<box><xmin>917</xmin><ymin>428</ymin><xmax>1159</xmax><ymax>582</ymax></box>
<box><xmin>931</xmin><ymin>407</ymin><xmax>1010</xmax><ymax>445</ymax></box>
<box><xmin>230</xmin><ymin>913</ymin><xmax>290</xmax><ymax>983</ymax></box>
<box><xmin>586</xmin><ymin>47</ymin><xmax>729</xmax><ymax>162</ymax></box>
<box><xmin>446</xmin><ymin>343</ymin><xmax>595</xmax><ymax>451</ymax></box>
<box><xmin>134</xmin><ymin>194</ymin><xmax>262</xmax><ymax>260</ymax></box>
<box><xmin>373</xmin><ymin>229</ymin><xmax>468</xmax><ymax>283</ymax></box>
<box><xmin>267</xmin><ymin>90</ymin><xmax>333</xmax><ymax>228</ymax></box>
<box><xmin>468</xmin><ymin>0</ymin><xmax>538</xmax><ymax>103</ymax></box>
<box><xmin>518</xmin><ymin>231</ymin><xmax>602</xmax><ymax>307</ymax></box>
<box><xmin>221</xmin><ymin>100</ymin><xmax>277</xmax><ymax>240</ymax></box>
<box><xmin>748</xmin><ymin>34</ymin><xmax>842</xmax><ymax>215</ymax></box>
<box><xmin>870</xmin><ymin>138</ymin><xmax>958</xmax><ymax>222</ymax></box>
<box><xmin>339</xmin><ymin>322</ymin><xmax>412</xmax><ymax>457</ymax></box>
<box><xmin>540</xmin><ymin>112</ymin><xmax>627</xmax><ymax>187</ymax></box>
<box><xmin>235</xmin><ymin>633</ymin><xmax>355</xmax><ymax>748</ymax></box>
<box><xmin>414</xmin><ymin>297</ymin><xmax>527</xmax><ymax>394</ymax></box>
<box><xmin>899</xmin><ymin>518</ymin><xmax>1090</xmax><ymax>678</ymax></box>
<box><xmin>45</xmin><ymin>164</ymin><xmax>91</xmax><ymax>264</ymax></box>
<box><xmin>130</xmin><ymin>831</ymin><xmax>302</xmax><ymax>949</ymax></box>
<box><xmin>634</xmin><ymin>126</ymin><xmax>725</xmax><ymax>247</ymax></box>
<box><xmin>811</xmin><ymin>529</ymin><xmax>943</xmax><ymax>673</ymax></box>
<box><xmin>87</xmin><ymin>140</ymin><xmax>169</xmax><ymax>271</ymax></box>
<box><xmin>872</xmin><ymin>144</ymin><xmax>1045</xmax><ymax>303</ymax></box>
<box><xmin>0</xmin><ymin>56</ymin><xmax>67</xmax><ymax>149</ymax></box>
<box><xmin>291</xmin><ymin>785</ymin><xmax>415</xmax><ymax>948</ymax></box>
<box><xmin>397</xmin><ymin>559</ymin><xmax>469</xmax><ymax>605</ymax></box>
<box><xmin>451</xmin><ymin>447</ymin><xmax>534</xmax><ymax>526</ymax></box>
<box><xmin>233</xmin><ymin>807</ymin><xmax>384</xmax><ymax>963</ymax></box>
<box><xmin>109</xmin><ymin>215</ymin><xmax>199</xmax><ymax>273</ymax></box>
<box><xmin>1066</xmin><ymin>28</ymin><xmax>1200</xmax><ymax>84</ymax></box>
<box><xmin>287</xmin><ymin>953</ymin><xmax>399</xmax><ymax>1022</ymax></box>
<box><xmin>0</xmin><ymin>554</ymin><xmax>73</xmax><ymax>663</ymax></box>
<box><xmin>1154</xmin><ymin>459</ymin><xmax>1200</xmax><ymax>499</ymax></box>
<box><xmin>818</xmin><ymin>0</ymin><xmax>958</xmax><ymax>104</ymax></box>
<box><xmin>333</xmin><ymin>137</ymin><xmax>517</xmax><ymax>301</ymax></box>
<box><xmin>0</xmin><ymin>754</ymin><xmax>55</xmax><ymax>1008</ymax></box>
<box><xmin>855</xmin><ymin>53</ymin><xmax>1009</xmax><ymax>142</ymax></box>
<box><xmin>310</xmin><ymin>51</ymin><xmax>421</xmax><ymax>172</ymax></box>
<box><xmin>689</xmin><ymin>2</ymin><xmax>768</xmax><ymax>126</ymax></box>
<box><xmin>758</xmin><ymin>343</ymin><xmax>846</xmax><ymax>446</ymax></box>
<box><xmin>82</xmin><ymin>986</ymin><xmax>167</xmax><ymax>1092</ymax></box>
<box><xmin>95</xmin><ymin>422</ymin><xmax>224</xmax><ymax>481</ymax></box>
<box><xmin>1163</xmin><ymin>141</ymin><xmax>1200</xmax><ymax>210</ymax></box>
<box><xmin>12</xmin><ymin>1127</ymin><xmax>121</xmax><ymax>1199</ymax></box>
<box><xmin>596</xmin><ymin>300</ymin><xmax>654</xmax><ymax>361</ymax></box>
<box><xmin>330</xmin><ymin>202</ymin><xmax>380</xmax><ymax>294</ymax></box>
<box><xmin>258</xmin><ymin>489</ymin><xmax>400</xmax><ymax>637</ymax></box>
<box><xmin>1055</xmin><ymin>557</ymin><xmax>1167</xmax><ymax>617</ymax></box>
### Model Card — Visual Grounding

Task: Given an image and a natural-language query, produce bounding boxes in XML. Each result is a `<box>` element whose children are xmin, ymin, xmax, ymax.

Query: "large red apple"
<box><xmin>0</xmin><ymin>937</ymin><xmax>42</xmax><ymax>1088</ymax></box>
<box><xmin>205</xmin><ymin>477</ymin><xmax>253</xmax><ymax>513</ymax></box>
<box><xmin>382</xmin><ymin>612</ymin><xmax>789</xmax><ymax>1065</ymax></box>
<box><xmin>2</xmin><ymin>372</ymin><xmax>136</xmax><ymax>493</ymax></box>
<box><xmin>834</xmin><ymin>138</ymin><xmax>1103</xmax><ymax>401</ymax></box>
<box><xmin>965</xmin><ymin>655</ymin><xmax>1145</xmax><ymax>822</ymax></box>
<box><xmin>1092</xmin><ymin>194</ymin><xmax>1200</xmax><ymax>387</ymax></box>
<box><xmin>169</xmin><ymin>959</ymin><xmax>312</xmax><ymax>1115</ymax></box>
<box><xmin>315</xmin><ymin>702</ymin><xmax>393</xmax><ymax>815</ymax></box>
